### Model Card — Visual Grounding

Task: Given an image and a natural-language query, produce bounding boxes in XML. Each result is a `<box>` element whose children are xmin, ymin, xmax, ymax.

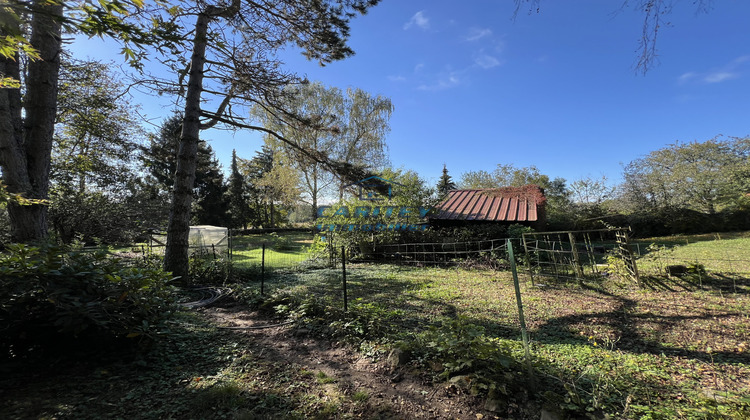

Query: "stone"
<box><xmin>386</xmin><ymin>348</ymin><xmax>411</xmax><ymax>369</ymax></box>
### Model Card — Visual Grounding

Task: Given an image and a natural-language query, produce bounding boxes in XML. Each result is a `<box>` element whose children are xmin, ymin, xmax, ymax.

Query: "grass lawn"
<box><xmin>230</xmin><ymin>233</ymin><xmax>315</xmax><ymax>271</ymax></box>
<box><xmin>633</xmin><ymin>232</ymin><xmax>750</xmax><ymax>276</ymax></box>
<box><xmin>6</xmin><ymin>231</ymin><xmax>748</xmax><ymax>419</ymax></box>
<box><xmin>251</xmin><ymin>263</ymin><xmax>750</xmax><ymax>419</ymax></box>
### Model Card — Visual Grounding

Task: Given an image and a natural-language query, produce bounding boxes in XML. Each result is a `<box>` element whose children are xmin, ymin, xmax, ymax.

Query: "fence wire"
<box><xmin>349</xmin><ymin>238</ymin><xmax>510</xmax><ymax>268</ymax></box>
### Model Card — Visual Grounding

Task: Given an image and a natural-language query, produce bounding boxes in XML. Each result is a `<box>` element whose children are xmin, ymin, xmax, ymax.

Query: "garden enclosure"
<box><xmin>149</xmin><ymin>225</ymin><xmax>231</xmax><ymax>257</ymax></box>
<box><xmin>220</xmin><ymin>228</ymin><xmax>750</xmax><ymax>295</ymax></box>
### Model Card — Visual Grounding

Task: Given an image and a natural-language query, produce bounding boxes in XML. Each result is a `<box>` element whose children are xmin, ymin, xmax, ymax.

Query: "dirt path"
<box><xmin>200</xmin><ymin>302</ymin><xmax>533</xmax><ymax>419</ymax></box>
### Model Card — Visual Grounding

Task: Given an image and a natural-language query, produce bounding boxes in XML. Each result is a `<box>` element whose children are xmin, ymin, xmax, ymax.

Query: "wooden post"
<box><xmin>522</xmin><ymin>233</ymin><xmax>535</xmax><ymax>286</ymax></box>
<box><xmin>568</xmin><ymin>232</ymin><xmax>584</xmax><ymax>280</ymax></box>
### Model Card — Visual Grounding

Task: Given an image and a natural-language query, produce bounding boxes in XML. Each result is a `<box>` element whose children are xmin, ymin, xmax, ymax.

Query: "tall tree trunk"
<box><xmin>0</xmin><ymin>0</ymin><xmax>62</xmax><ymax>243</ymax></box>
<box><xmin>269</xmin><ymin>200</ymin><xmax>275</xmax><ymax>227</ymax></box>
<box><xmin>164</xmin><ymin>11</ymin><xmax>210</xmax><ymax>280</ymax></box>
<box><xmin>311</xmin><ymin>165</ymin><xmax>318</xmax><ymax>220</ymax></box>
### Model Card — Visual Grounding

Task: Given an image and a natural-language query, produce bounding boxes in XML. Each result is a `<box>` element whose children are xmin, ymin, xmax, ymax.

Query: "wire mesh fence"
<box><xmin>630</xmin><ymin>237</ymin><xmax>750</xmax><ymax>277</ymax></box>
<box><xmin>521</xmin><ymin>228</ymin><xmax>638</xmax><ymax>284</ymax></box>
<box><xmin>348</xmin><ymin>238</ymin><xmax>510</xmax><ymax>268</ymax></box>
<box><xmin>230</xmin><ymin>232</ymin><xmax>318</xmax><ymax>273</ymax></box>
<box><xmin>521</xmin><ymin>229</ymin><xmax>750</xmax><ymax>292</ymax></box>
<box><xmin>127</xmin><ymin>229</ymin><xmax>750</xmax><ymax>291</ymax></box>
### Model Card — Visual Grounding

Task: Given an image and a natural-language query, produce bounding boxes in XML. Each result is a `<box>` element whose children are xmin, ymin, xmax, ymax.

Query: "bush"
<box><xmin>411</xmin><ymin>318</ymin><xmax>525</xmax><ymax>399</ymax></box>
<box><xmin>0</xmin><ymin>243</ymin><xmax>177</xmax><ymax>356</ymax></box>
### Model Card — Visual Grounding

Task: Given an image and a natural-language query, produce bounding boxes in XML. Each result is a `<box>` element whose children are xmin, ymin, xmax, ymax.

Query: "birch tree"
<box><xmin>251</xmin><ymin>82</ymin><xmax>392</xmax><ymax>219</ymax></box>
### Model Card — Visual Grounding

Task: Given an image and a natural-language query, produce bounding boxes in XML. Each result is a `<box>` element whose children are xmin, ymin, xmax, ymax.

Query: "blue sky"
<box><xmin>71</xmin><ymin>0</ymin><xmax>750</xmax><ymax>188</ymax></box>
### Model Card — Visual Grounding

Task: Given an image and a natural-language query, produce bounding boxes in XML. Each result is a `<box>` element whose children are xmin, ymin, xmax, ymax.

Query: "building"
<box><xmin>430</xmin><ymin>186</ymin><xmax>546</xmax><ymax>230</ymax></box>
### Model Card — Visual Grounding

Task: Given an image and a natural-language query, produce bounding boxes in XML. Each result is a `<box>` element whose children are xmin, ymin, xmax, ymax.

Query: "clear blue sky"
<box><xmin>71</xmin><ymin>0</ymin><xmax>750</xmax><ymax>188</ymax></box>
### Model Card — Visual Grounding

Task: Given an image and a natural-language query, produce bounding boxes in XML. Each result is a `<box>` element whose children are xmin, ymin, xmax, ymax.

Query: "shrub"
<box><xmin>0</xmin><ymin>243</ymin><xmax>177</xmax><ymax>356</ymax></box>
<box><xmin>188</xmin><ymin>252</ymin><xmax>230</xmax><ymax>285</ymax></box>
<box><xmin>411</xmin><ymin>318</ymin><xmax>525</xmax><ymax>399</ymax></box>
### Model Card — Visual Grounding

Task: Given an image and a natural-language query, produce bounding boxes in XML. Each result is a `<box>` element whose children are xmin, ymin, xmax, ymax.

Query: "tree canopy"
<box><xmin>436</xmin><ymin>164</ymin><xmax>456</xmax><ymax>199</ymax></box>
<box><xmin>251</xmin><ymin>82</ymin><xmax>392</xmax><ymax>218</ymax></box>
<box><xmin>621</xmin><ymin>136</ymin><xmax>750</xmax><ymax>214</ymax></box>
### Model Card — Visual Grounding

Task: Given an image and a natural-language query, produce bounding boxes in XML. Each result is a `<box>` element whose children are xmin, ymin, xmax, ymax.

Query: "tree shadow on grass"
<box><xmin>640</xmin><ymin>272</ymin><xmax>750</xmax><ymax>294</ymax></box>
<box><xmin>528</xmin><ymin>282</ymin><xmax>749</xmax><ymax>365</ymax></box>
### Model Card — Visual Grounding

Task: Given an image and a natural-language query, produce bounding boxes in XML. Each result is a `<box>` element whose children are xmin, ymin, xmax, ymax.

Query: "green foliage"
<box><xmin>237</xmin><ymin>144</ymin><xmax>297</xmax><ymax>228</ymax></box>
<box><xmin>622</xmin><ymin>136</ymin><xmax>750</xmax><ymax>215</ymax></box>
<box><xmin>507</xmin><ymin>223</ymin><xmax>534</xmax><ymax>239</ymax></box>
<box><xmin>685</xmin><ymin>261</ymin><xmax>707</xmax><ymax>275</ymax></box>
<box><xmin>188</xmin><ymin>253</ymin><xmax>230</xmax><ymax>286</ymax></box>
<box><xmin>604</xmin><ymin>253</ymin><xmax>630</xmax><ymax>280</ymax></box>
<box><xmin>0</xmin><ymin>180</ymin><xmax>48</xmax><ymax>207</ymax></box>
<box><xmin>141</xmin><ymin>114</ymin><xmax>229</xmax><ymax>227</ymax></box>
<box><xmin>0</xmin><ymin>243</ymin><xmax>177</xmax><ymax>355</ymax></box>
<box><xmin>54</xmin><ymin>55</ymin><xmax>144</xmax><ymax>192</ymax></box>
<box><xmin>49</xmin><ymin>189</ymin><xmax>143</xmax><ymax>245</ymax></box>
<box><xmin>412</xmin><ymin>318</ymin><xmax>522</xmax><ymax>398</ymax></box>
<box><xmin>226</xmin><ymin>150</ymin><xmax>252</xmax><ymax>229</ymax></box>
<box><xmin>436</xmin><ymin>163</ymin><xmax>457</xmax><ymax>199</ymax></box>
<box><xmin>250</xmin><ymin>82</ymin><xmax>392</xmax><ymax>220</ymax></box>
<box><xmin>319</xmin><ymin>167</ymin><xmax>436</xmax><ymax>252</ymax></box>
<box><xmin>247</xmin><ymin>290</ymin><xmax>399</xmax><ymax>343</ymax></box>
<box><xmin>327</xmin><ymin>300</ymin><xmax>401</xmax><ymax>341</ymax></box>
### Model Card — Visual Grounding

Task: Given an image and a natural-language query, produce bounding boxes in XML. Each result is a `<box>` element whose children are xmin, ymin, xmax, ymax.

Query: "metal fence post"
<box><xmin>508</xmin><ymin>239</ymin><xmax>533</xmax><ymax>382</ymax></box>
<box><xmin>261</xmin><ymin>243</ymin><xmax>266</xmax><ymax>295</ymax></box>
<box><xmin>341</xmin><ymin>246</ymin><xmax>348</xmax><ymax>312</ymax></box>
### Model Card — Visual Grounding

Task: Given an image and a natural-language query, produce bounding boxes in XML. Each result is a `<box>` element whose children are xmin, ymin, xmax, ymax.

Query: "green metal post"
<box><xmin>508</xmin><ymin>239</ymin><xmax>533</xmax><ymax>382</ymax></box>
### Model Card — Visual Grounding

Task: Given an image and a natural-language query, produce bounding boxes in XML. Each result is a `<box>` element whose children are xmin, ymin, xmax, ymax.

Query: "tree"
<box><xmin>570</xmin><ymin>175</ymin><xmax>614</xmax><ymax>206</ymax></box>
<box><xmin>190</xmin><ymin>148</ymin><xmax>228</xmax><ymax>226</ymax></box>
<box><xmin>0</xmin><ymin>0</ymin><xmax>157</xmax><ymax>242</ymax></box>
<box><xmin>152</xmin><ymin>0</ymin><xmax>382</xmax><ymax>279</ymax></box>
<box><xmin>436</xmin><ymin>164</ymin><xmax>456</xmax><ymax>199</ymax></box>
<box><xmin>252</xmin><ymin>82</ymin><xmax>392</xmax><ymax>219</ymax></box>
<box><xmin>47</xmin><ymin>56</ymin><xmax>148</xmax><ymax>244</ymax></box>
<box><xmin>323</xmin><ymin>167</ymin><xmax>435</xmax><ymax>250</ymax></box>
<box><xmin>52</xmin><ymin>56</ymin><xmax>144</xmax><ymax>193</ymax></box>
<box><xmin>460</xmin><ymin>164</ymin><xmax>566</xmax><ymax>193</ymax></box>
<box><xmin>239</xmin><ymin>145</ymin><xmax>300</xmax><ymax>228</ymax></box>
<box><xmin>226</xmin><ymin>150</ymin><xmax>251</xmax><ymax>229</ymax></box>
<box><xmin>333</xmin><ymin>87</ymin><xmax>393</xmax><ymax>198</ymax></box>
<box><xmin>141</xmin><ymin>114</ymin><xmax>229</xmax><ymax>226</ymax></box>
<box><xmin>460</xmin><ymin>163</ymin><xmax>571</xmax><ymax>228</ymax></box>
<box><xmin>0</xmin><ymin>0</ymin><xmax>63</xmax><ymax>242</ymax></box>
<box><xmin>251</xmin><ymin>82</ymin><xmax>342</xmax><ymax>221</ymax></box>
<box><xmin>621</xmin><ymin>137</ymin><xmax>749</xmax><ymax>214</ymax></box>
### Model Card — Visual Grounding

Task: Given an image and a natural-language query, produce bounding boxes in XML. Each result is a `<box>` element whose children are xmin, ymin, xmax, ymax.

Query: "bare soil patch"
<box><xmin>200</xmin><ymin>300</ymin><xmax>537</xmax><ymax>419</ymax></box>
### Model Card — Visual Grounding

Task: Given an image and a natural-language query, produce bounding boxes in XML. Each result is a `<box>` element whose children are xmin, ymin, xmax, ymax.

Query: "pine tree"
<box><xmin>141</xmin><ymin>114</ymin><xmax>229</xmax><ymax>226</ymax></box>
<box><xmin>191</xmin><ymin>147</ymin><xmax>228</xmax><ymax>226</ymax></box>
<box><xmin>226</xmin><ymin>150</ymin><xmax>250</xmax><ymax>229</ymax></box>
<box><xmin>436</xmin><ymin>164</ymin><xmax>457</xmax><ymax>199</ymax></box>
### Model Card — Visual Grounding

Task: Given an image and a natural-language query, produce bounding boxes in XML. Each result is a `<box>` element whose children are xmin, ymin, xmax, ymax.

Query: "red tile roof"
<box><xmin>431</xmin><ymin>187</ymin><xmax>545</xmax><ymax>222</ymax></box>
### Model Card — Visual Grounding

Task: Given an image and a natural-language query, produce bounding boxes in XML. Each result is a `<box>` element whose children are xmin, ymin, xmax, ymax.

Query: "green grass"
<box><xmin>250</xmin><ymin>261</ymin><xmax>750</xmax><ymax>419</ymax></box>
<box><xmin>9</xmin><ymin>231</ymin><xmax>749</xmax><ymax>419</ymax></box>
<box><xmin>633</xmin><ymin>233</ymin><xmax>750</xmax><ymax>276</ymax></box>
<box><xmin>231</xmin><ymin>233</ymin><xmax>314</xmax><ymax>271</ymax></box>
